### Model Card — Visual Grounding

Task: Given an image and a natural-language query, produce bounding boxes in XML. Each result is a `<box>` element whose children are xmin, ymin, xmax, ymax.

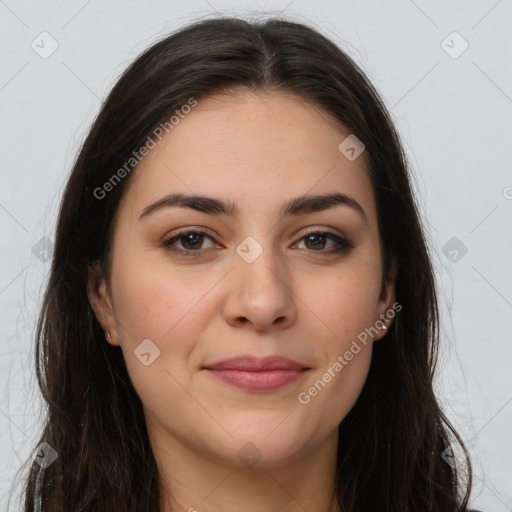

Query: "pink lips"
<box><xmin>202</xmin><ymin>355</ymin><xmax>310</xmax><ymax>392</ymax></box>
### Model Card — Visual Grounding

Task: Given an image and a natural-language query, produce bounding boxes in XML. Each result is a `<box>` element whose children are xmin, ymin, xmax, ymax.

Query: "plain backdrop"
<box><xmin>1</xmin><ymin>0</ymin><xmax>511</xmax><ymax>510</ymax></box>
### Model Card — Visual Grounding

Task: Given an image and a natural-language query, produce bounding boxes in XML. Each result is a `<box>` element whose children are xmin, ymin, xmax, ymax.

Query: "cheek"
<box><xmin>298</xmin><ymin>270</ymin><xmax>379</xmax><ymax>420</ymax></box>
<box><xmin>112</xmin><ymin>272</ymin><xmax>177</xmax><ymax>341</ymax></box>
<box><xmin>296</xmin><ymin>339</ymin><xmax>372</xmax><ymax>441</ymax></box>
<box><xmin>317</xmin><ymin>269</ymin><xmax>382</xmax><ymax>342</ymax></box>
<box><xmin>109</xmin><ymin>255</ymin><xmax>219</xmax><ymax>384</ymax></box>
<box><xmin>110</xmin><ymin>265</ymin><xmax>204</xmax><ymax>415</ymax></box>
<box><xmin>111</xmin><ymin>249</ymin><xmax>213</xmax><ymax>342</ymax></box>
<box><xmin>327</xmin><ymin>343</ymin><xmax>372</xmax><ymax>420</ymax></box>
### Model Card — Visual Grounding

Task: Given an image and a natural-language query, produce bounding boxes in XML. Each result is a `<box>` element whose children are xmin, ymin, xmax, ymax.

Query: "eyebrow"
<box><xmin>138</xmin><ymin>192</ymin><xmax>367</xmax><ymax>223</ymax></box>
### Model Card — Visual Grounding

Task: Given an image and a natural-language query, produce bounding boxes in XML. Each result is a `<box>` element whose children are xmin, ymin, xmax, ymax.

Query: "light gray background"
<box><xmin>1</xmin><ymin>1</ymin><xmax>511</xmax><ymax>510</ymax></box>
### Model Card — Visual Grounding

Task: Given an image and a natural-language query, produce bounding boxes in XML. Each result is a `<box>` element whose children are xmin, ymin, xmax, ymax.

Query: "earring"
<box><xmin>382</xmin><ymin>324</ymin><xmax>387</xmax><ymax>330</ymax></box>
<box><xmin>105</xmin><ymin>329</ymin><xmax>111</xmax><ymax>341</ymax></box>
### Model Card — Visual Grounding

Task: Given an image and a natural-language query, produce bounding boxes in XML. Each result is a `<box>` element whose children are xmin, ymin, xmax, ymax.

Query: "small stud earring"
<box><xmin>382</xmin><ymin>324</ymin><xmax>387</xmax><ymax>330</ymax></box>
<box><xmin>105</xmin><ymin>329</ymin><xmax>111</xmax><ymax>340</ymax></box>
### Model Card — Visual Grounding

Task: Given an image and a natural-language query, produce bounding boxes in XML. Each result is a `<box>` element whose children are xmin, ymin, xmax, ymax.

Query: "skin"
<box><xmin>88</xmin><ymin>90</ymin><xmax>397</xmax><ymax>512</ymax></box>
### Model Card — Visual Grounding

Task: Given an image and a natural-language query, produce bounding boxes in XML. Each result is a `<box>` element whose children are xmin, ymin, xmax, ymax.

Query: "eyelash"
<box><xmin>162</xmin><ymin>228</ymin><xmax>354</xmax><ymax>257</ymax></box>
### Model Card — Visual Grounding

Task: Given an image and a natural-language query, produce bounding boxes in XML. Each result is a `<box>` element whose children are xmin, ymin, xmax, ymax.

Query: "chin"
<box><xmin>216</xmin><ymin>425</ymin><xmax>315</xmax><ymax>469</ymax></box>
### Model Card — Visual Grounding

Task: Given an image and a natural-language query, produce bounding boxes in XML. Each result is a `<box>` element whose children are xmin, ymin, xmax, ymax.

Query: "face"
<box><xmin>88</xmin><ymin>90</ymin><xmax>396</xmax><ymax>469</ymax></box>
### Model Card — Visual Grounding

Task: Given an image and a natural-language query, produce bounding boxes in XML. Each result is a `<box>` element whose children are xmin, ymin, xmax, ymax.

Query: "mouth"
<box><xmin>202</xmin><ymin>355</ymin><xmax>310</xmax><ymax>392</ymax></box>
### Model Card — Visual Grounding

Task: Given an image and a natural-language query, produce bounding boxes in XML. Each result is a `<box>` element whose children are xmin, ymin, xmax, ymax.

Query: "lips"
<box><xmin>202</xmin><ymin>355</ymin><xmax>310</xmax><ymax>392</ymax></box>
<box><xmin>203</xmin><ymin>355</ymin><xmax>309</xmax><ymax>372</ymax></box>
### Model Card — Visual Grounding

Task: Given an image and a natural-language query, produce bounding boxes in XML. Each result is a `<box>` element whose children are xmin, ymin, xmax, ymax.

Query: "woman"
<box><xmin>17</xmin><ymin>15</ymin><xmax>478</xmax><ymax>512</ymax></box>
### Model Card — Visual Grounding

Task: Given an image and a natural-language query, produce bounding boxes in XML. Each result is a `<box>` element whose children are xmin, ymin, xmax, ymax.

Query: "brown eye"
<box><xmin>177</xmin><ymin>232</ymin><xmax>205</xmax><ymax>250</ymax></box>
<box><xmin>302</xmin><ymin>233</ymin><xmax>330</xmax><ymax>250</ymax></box>
<box><xmin>162</xmin><ymin>229</ymin><xmax>353</xmax><ymax>257</ymax></box>
<box><xmin>162</xmin><ymin>230</ymin><xmax>216</xmax><ymax>256</ymax></box>
<box><xmin>294</xmin><ymin>231</ymin><xmax>354</xmax><ymax>254</ymax></box>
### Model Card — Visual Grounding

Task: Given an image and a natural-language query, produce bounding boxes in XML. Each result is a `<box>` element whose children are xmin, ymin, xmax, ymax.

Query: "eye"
<box><xmin>162</xmin><ymin>228</ymin><xmax>353</xmax><ymax>257</ymax></box>
<box><xmin>292</xmin><ymin>231</ymin><xmax>354</xmax><ymax>254</ymax></box>
<box><xmin>162</xmin><ymin>229</ymin><xmax>217</xmax><ymax>256</ymax></box>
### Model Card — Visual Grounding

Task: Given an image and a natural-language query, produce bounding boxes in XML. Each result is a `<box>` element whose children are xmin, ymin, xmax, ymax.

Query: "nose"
<box><xmin>222</xmin><ymin>243</ymin><xmax>297</xmax><ymax>332</ymax></box>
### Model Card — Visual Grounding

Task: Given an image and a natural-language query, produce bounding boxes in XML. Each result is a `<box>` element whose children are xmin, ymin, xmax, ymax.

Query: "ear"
<box><xmin>372</xmin><ymin>255</ymin><xmax>399</xmax><ymax>342</ymax></box>
<box><xmin>86</xmin><ymin>261</ymin><xmax>120</xmax><ymax>346</ymax></box>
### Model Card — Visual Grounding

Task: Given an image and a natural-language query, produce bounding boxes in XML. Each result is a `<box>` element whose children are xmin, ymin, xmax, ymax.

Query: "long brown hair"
<box><xmin>16</xmin><ymin>15</ymin><xmax>472</xmax><ymax>511</ymax></box>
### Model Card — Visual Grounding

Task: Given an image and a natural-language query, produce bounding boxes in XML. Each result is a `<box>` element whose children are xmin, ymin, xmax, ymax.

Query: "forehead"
<box><xmin>118</xmin><ymin>90</ymin><xmax>377</xmax><ymax>228</ymax></box>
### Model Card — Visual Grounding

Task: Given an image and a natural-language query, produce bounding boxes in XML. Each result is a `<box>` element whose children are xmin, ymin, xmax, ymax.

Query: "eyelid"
<box><xmin>161</xmin><ymin>227</ymin><xmax>219</xmax><ymax>256</ymax></box>
<box><xmin>164</xmin><ymin>225</ymin><xmax>347</xmax><ymax>241</ymax></box>
<box><xmin>291</xmin><ymin>229</ymin><xmax>354</xmax><ymax>252</ymax></box>
<box><xmin>163</xmin><ymin>226</ymin><xmax>218</xmax><ymax>241</ymax></box>
<box><xmin>162</xmin><ymin>226</ymin><xmax>354</xmax><ymax>256</ymax></box>
<box><xmin>296</xmin><ymin>226</ymin><xmax>347</xmax><ymax>239</ymax></box>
